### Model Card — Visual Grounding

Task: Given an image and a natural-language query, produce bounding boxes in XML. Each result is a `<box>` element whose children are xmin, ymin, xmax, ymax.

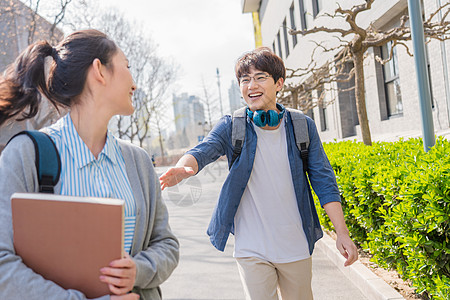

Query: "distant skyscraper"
<box><xmin>228</xmin><ymin>80</ymin><xmax>244</xmax><ymax>114</ymax></box>
<box><xmin>173</xmin><ymin>93</ymin><xmax>205</xmax><ymax>132</ymax></box>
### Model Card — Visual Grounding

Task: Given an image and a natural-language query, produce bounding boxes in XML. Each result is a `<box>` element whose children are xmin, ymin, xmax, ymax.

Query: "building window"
<box><xmin>312</xmin><ymin>0</ymin><xmax>323</xmax><ymax>18</ymax></box>
<box><xmin>277</xmin><ymin>30</ymin><xmax>283</xmax><ymax>59</ymax></box>
<box><xmin>381</xmin><ymin>41</ymin><xmax>403</xmax><ymax>117</ymax></box>
<box><xmin>306</xmin><ymin>108</ymin><xmax>315</xmax><ymax>120</ymax></box>
<box><xmin>319</xmin><ymin>106</ymin><xmax>328</xmax><ymax>131</ymax></box>
<box><xmin>317</xmin><ymin>88</ymin><xmax>328</xmax><ymax>131</ymax></box>
<box><xmin>337</xmin><ymin>59</ymin><xmax>358</xmax><ymax>137</ymax></box>
<box><xmin>425</xmin><ymin>44</ymin><xmax>435</xmax><ymax>108</ymax></box>
<box><xmin>298</xmin><ymin>0</ymin><xmax>307</xmax><ymax>30</ymax></box>
<box><xmin>427</xmin><ymin>63</ymin><xmax>434</xmax><ymax>109</ymax></box>
<box><xmin>282</xmin><ymin>18</ymin><xmax>290</xmax><ymax>57</ymax></box>
<box><xmin>289</xmin><ymin>4</ymin><xmax>298</xmax><ymax>47</ymax></box>
<box><xmin>272</xmin><ymin>41</ymin><xmax>276</xmax><ymax>53</ymax></box>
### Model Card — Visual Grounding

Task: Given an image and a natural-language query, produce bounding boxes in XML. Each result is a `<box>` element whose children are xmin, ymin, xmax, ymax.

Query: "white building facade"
<box><xmin>241</xmin><ymin>0</ymin><xmax>450</xmax><ymax>142</ymax></box>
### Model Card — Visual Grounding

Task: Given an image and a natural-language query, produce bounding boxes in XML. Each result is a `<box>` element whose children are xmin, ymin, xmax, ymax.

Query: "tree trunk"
<box><xmin>353</xmin><ymin>51</ymin><xmax>372</xmax><ymax>146</ymax></box>
<box><xmin>291</xmin><ymin>90</ymin><xmax>299</xmax><ymax>110</ymax></box>
<box><xmin>158</xmin><ymin>125</ymin><xmax>166</xmax><ymax>165</ymax></box>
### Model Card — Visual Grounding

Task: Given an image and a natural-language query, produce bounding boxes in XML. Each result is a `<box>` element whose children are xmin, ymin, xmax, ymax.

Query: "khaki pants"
<box><xmin>236</xmin><ymin>256</ymin><xmax>313</xmax><ymax>300</ymax></box>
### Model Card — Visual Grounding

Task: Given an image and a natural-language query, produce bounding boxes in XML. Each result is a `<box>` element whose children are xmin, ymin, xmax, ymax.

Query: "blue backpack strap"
<box><xmin>230</xmin><ymin>107</ymin><xmax>247</xmax><ymax>169</ymax></box>
<box><xmin>7</xmin><ymin>130</ymin><xmax>61</xmax><ymax>193</ymax></box>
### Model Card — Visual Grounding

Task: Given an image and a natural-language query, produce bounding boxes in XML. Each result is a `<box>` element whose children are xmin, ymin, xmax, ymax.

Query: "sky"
<box><xmin>97</xmin><ymin>0</ymin><xmax>255</xmax><ymax>116</ymax></box>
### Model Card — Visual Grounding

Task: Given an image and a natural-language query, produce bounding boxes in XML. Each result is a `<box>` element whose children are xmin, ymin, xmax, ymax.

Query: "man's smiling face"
<box><xmin>239</xmin><ymin>66</ymin><xmax>284</xmax><ymax>112</ymax></box>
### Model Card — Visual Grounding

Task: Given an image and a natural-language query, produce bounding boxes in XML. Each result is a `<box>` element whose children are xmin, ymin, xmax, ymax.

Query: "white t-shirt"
<box><xmin>233</xmin><ymin>119</ymin><xmax>310</xmax><ymax>263</ymax></box>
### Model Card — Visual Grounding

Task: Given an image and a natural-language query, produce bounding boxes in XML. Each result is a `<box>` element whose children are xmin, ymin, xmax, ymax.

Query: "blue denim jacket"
<box><xmin>186</xmin><ymin>110</ymin><xmax>340</xmax><ymax>254</ymax></box>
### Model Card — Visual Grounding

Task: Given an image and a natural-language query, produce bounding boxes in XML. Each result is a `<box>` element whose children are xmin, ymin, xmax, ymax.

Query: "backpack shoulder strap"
<box><xmin>8</xmin><ymin>130</ymin><xmax>61</xmax><ymax>193</ymax></box>
<box><xmin>230</xmin><ymin>107</ymin><xmax>247</xmax><ymax>169</ymax></box>
<box><xmin>286</xmin><ymin>108</ymin><xmax>310</xmax><ymax>173</ymax></box>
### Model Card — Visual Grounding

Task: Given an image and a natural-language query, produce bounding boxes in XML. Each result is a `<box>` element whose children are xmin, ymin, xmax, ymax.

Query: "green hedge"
<box><xmin>314</xmin><ymin>137</ymin><xmax>450</xmax><ymax>299</ymax></box>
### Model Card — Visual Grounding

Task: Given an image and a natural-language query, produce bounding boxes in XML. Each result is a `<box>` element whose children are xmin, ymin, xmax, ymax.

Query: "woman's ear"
<box><xmin>90</xmin><ymin>58</ymin><xmax>106</xmax><ymax>85</ymax></box>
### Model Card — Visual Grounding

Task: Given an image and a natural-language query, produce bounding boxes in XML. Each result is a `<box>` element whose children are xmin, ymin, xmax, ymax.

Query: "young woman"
<box><xmin>0</xmin><ymin>29</ymin><xmax>179</xmax><ymax>300</ymax></box>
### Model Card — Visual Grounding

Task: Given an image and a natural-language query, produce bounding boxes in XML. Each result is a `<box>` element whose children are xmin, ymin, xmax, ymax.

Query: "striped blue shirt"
<box><xmin>46</xmin><ymin>114</ymin><xmax>136</xmax><ymax>254</ymax></box>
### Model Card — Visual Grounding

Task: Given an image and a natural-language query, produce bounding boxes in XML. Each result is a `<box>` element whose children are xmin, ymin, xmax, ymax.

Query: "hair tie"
<box><xmin>51</xmin><ymin>47</ymin><xmax>58</xmax><ymax>60</ymax></box>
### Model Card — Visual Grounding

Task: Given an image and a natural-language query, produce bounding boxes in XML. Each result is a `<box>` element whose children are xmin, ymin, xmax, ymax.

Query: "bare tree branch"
<box><xmin>426</xmin><ymin>2</ymin><xmax>450</xmax><ymax>24</ymax></box>
<box><xmin>27</xmin><ymin>0</ymin><xmax>40</xmax><ymax>44</ymax></box>
<box><xmin>287</xmin><ymin>0</ymin><xmax>450</xmax><ymax>145</ymax></box>
<box><xmin>289</xmin><ymin>26</ymin><xmax>352</xmax><ymax>37</ymax></box>
<box><xmin>49</xmin><ymin>0</ymin><xmax>72</xmax><ymax>41</ymax></box>
<box><xmin>67</xmin><ymin>5</ymin><xmax>178</xmax><ymax>151</ymax></box>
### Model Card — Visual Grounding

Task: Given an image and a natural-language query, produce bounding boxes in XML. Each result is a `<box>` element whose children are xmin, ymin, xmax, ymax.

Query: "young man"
<box><xmin>159</xmin><ymin>47</ymin><xmax>357</xmax><ymax>299</ymax></box>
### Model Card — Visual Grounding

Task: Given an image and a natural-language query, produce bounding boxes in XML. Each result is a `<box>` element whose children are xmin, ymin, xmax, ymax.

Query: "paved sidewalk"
<box><xmin>157</xmin><ymin>161</ymin><xmax>398</xmax><ymax>300</ymax></box>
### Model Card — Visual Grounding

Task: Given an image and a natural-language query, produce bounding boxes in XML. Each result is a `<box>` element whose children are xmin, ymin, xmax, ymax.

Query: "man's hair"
<box><xmin>235</xmin><ymin>47</ymin><xmax>286</xmax><ymax>84</ymax></box>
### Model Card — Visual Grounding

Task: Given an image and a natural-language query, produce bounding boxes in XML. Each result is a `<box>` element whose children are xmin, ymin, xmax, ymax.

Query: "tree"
<box><xmin>279</xmin><ymin>45</ymin><xmax>354</xmax><ymax>114</ymax></box>
<box><xmin>0</xmin><ymin>0</ymin><xmax>71</xmax><ymax>47</ymax></box>
<box><xmin>200</xmin><ymin>78</ymin><xmax>218</xmax><ymax>132</ymax></box>
<box><xmin>146</xmin><ymin>56</ymin><xmax>177</xmax><ymax>164</ymax></box>
<box><xmin>66</xmin><ymin>3</ymin><xmax>177</xmax><ymax>151</ymax></box>
<box><xmin>0</xmin><ymin>0</ymin><xmax>72</xmax><ymax>152</ymax></box>
<box><xmin>26</xmin><ymin>0</ymin><xmax>72</xmax><ymax>44</ymax></box>
<box><xmin>289</xmin><ymin>0</ymin><xmax>450</xmax><ymax>145</ymax></box>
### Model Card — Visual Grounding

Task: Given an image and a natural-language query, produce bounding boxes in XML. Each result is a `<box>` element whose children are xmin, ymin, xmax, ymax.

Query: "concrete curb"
<box><xmin>316</xmin><ymin>233</ymin><xmax>405</xmax><ymax>300</ymax></box>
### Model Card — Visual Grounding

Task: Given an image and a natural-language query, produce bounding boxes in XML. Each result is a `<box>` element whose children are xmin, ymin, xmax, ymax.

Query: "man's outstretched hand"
<box><xmin>159</xmin><ymin>166</ymin><xmax>195</xmax><ymax>190</ymax></box>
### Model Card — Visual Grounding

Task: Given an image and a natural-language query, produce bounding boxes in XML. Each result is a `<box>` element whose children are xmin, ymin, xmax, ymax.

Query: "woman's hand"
<box><xmin>110</xmin><ymin>293</ymin><xmax>139</xmax><ymax>300</ymax></box>
<box><xmin>100</xmin><ymin>253</ymin><xmax>137</xmax><ymax>295</ymax></box>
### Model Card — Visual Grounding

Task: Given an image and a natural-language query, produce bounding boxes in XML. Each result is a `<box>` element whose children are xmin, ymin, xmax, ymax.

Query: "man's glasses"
<box><xmin>239</xmin><ymin>73</ymin><xmax>271</xmax><ymax>86</ymax></box>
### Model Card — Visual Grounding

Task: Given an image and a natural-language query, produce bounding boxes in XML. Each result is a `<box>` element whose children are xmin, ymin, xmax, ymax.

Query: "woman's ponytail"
<box><xmin>0</xmin><ymin>29</ymin><xmax>118</xmax><ymax>127</ymax></box>
<box><xmin>0</xmin><ymin>41</ymin><xmax>54</xmax><ymax>126</ymax></box>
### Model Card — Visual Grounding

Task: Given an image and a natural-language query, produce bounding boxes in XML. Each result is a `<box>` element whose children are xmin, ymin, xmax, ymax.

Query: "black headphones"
<box><xmin>246</xmin><ymin>103</ymin><xmax>285</xmax><ymax>127</ymax></box>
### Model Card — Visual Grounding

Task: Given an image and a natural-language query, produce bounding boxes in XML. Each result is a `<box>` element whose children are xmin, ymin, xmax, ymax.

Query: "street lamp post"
<box><xmin>198</xmin><ymin>121</ymin><xmax>208</xmax><ymax>142</ymax></box>
<box><xmin>407</xmin><ymin>0</ymin><xmax>435</xmax><ymax>152</ymax></box>
<box><xmin>216</xmin><ymin>68</ymin><xmax>224</xmax><ymax>116</ymax></box>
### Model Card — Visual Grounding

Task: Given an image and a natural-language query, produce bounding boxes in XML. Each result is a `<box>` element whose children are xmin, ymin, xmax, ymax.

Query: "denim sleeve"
<box><xmin>186</xmin><ymin>116</ymin><xmax>232</xmax><ymax>172</ymax></box>
<box><xmin>305</xmin><ymin>117</ymin><xmax>341</xmax><ymax>206</ymax></box>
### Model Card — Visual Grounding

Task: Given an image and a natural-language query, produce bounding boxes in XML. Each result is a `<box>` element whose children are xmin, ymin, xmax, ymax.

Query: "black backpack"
<box><xmin>7</xmin><ymin>131</ymin><xmax>60</xmax><ymax>193</ymax></box>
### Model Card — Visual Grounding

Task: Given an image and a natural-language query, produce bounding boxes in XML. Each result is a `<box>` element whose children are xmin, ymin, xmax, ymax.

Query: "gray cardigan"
<box><xmin>0</xmin><ymin>134</ymin><xmax>179</xmax><ymax>300</ymax></box>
